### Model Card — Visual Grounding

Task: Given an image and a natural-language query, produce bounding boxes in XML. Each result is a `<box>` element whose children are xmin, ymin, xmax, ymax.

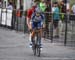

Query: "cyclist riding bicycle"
<box><xmin>27</xmin><ymin>3</ymin><xmax>37</xmax><ymax>30</ymax></box>
<box><xmin>26</xmin><ymin>3</ymin><xmax>37</xmax><ymax>46</ymax></box>
<box><xmin>29</xmin><ymin>7</ymin><xmax>45</xmax><ymax>48</ymax></box>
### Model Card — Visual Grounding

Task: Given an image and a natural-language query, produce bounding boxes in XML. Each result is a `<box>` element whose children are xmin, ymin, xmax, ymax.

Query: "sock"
<box><xmin>29</xmin><ymin>33</ymin><xmax>32</xmax><ymax>42</ymax></box>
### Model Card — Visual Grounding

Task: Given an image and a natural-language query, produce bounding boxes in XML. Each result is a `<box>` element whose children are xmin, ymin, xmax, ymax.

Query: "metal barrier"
<box><xmin>14</xmin><ymin>9</ymin><xmax>28</xmax><ymax>33</ymax></box>
<box><xmin>44</xmin><ymin>12</ymin><xmax>75</xmax><ymax>46</ymax></box>
<box><xmin>0</xmin><ymin>8</ymin><xmax>75</xmax><ymax>46</ymax></box>
<box><xmin>0</xmin><ymin>8</ymin><xmax>13</xmax><ymax>28</ymax></box>
<box><xmin>0</xmin><ymin>8</ymin><xmax>28</xmax><ymax>33</ymax></box>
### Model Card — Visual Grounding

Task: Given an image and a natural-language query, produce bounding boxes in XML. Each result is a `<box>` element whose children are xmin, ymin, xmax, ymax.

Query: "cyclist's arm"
<box><xmin>26</xmin><ymin>10</ymin><xmax>30</xmax><ymax>26</ymax></box>
<box><xmin>31</xmin><ymin>13</ymin><xmax>35</xmax><ymax>22</ymax></box>
<box><xmin>27</xmin><ymin>10</ymin><xmax>33</xmax><ymax>29</ymax></box>
<box><xmin>41</xmin><ymin>14</ymin><xmax>46</xmax><ymax>28</ymax></box>
<box><xmin>26</xmin><ymin>17</ymin><xmax>30</xmax><ymax>26</ymax></box>
<box><xmin>26</xmin><ymin>17</ymin><xmax>32</xmax><ymax>30</ymax></box>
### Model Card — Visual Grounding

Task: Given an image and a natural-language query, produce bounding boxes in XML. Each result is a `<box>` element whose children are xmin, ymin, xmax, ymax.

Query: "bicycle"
<box><xmin>32</xmin><ymin>27</ymin><xmax>41</xmax><ymax>57</ymax></box>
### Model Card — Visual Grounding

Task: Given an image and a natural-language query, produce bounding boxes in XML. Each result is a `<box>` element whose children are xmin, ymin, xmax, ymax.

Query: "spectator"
<box><xmin>72</xmin><ymin>4</ymin><xmax>75</xmax><ymax>14</ymax></box>
<box><xmin>45</xmin><ymin>0</ymin><xmax>51</xmax><ymax>34</ymax></box>
<box><xmin>12</xmin><ymin>5</ymin><xmax>16</xmax><ymax>29</ymax></box>
<box><xmin>60</xmin><ymin>1</ymin><xmax>66</xmax><ymax>13</ymax></box>
<box><xmin>58</xmin><ymin>1</ymin><xmax>66</xmax><ymax>35</ymax></box>
<box><xmin>52</xmin><ymin>3</ymin><xmax>55</xmax><ymax>13</ymax></box>
<box><xmin>52</xmin><ymin>2</ymin><xmax>60</xmax><ymax>38</ymax></box>
<box><xmin>20</xmin><ymin>5</ymin><xmax>23</xmax><ymax>17</ymax></box>
<box><xmin>39</xmin><ymin>0</ymin><xmax>46</xmax><ymax>12</ymax></box>
<box><xmin>7</xmin><ymin>2</ymin><xmax>13</xmax><ymax>10</ymax></box>
<box><xmin>31</xmin><ymin>0</ymin><xmax>35</xmax><ymax>7</ymax></box>
<box><xmin>26</xmin><ymin>3</ymin><xmax>37</xmax><ymax>44</ymax></box>
<box><xmin>60</xmin><ymin>1</ymin><xmax>66</xmax><ymax>21</ymax></box>
<box><xmin>26</xmin><ymin>3</ymin><xmax>37</xmax><ymax>28</ymax></box>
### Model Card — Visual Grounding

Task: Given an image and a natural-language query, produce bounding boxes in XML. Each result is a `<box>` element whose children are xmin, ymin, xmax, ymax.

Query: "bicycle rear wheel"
<box><xmin>37</xmin><ymin>45</ymin><xmax>41</xmax><ymax>57</ymax></box>
<box><xmin>32</xmin><ymin>40</ymin><xmax>36</xmax><ymax>56</ymax></box>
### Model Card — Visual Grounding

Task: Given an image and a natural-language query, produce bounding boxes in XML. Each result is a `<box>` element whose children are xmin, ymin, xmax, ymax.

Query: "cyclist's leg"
<box><xmin>29</xmin><ymin>22</ymin><xmax>34</xmax><ymax>47</ymax></box>
<box><xmin>27</xmin><ymin>17</ymin><xmax>31</xmax><ymax>29</ymax></box>
<box><xmin>31</xmin><ymin>30</ymin><xmax>35</xmax><ymax>42</ymax></box>
<box><xmin>27</xmin><ymin>20</ymin><xmax>33</xmax><ymax>47</ymax></box>
<box><xmin>38</xmin><ymin>29</ymin><xmax>42</xmax><ymax>44</ymax></box>
<box><xmin>26</xmin><ymin>18</ymin><xmax>32</xmax><ymax>45</ymax></box>
<box><xmin>38</xmin><ymin>22</ymin><xmax>43</xmax><ymax>47</ymax></box>
<box><xmin>29</xmin><ymin>32</ymin><xmax>32</xmax><ymax>43</ymax></box>
<box><xmin>30</xmin><ymin>22</ymin><xmax>36</xmax><ymax>45</ymax></box>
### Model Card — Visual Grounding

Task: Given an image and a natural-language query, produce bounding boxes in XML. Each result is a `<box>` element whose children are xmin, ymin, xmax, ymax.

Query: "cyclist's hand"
<box><xmin>27</xmin><ymin>24</ymin><xmax>31</xmax><ymax>29</ymax></box>
<box><xmin>28</xmin><ymin>27</ymin><xmax>32</xmax><ymax>32</ymax></box>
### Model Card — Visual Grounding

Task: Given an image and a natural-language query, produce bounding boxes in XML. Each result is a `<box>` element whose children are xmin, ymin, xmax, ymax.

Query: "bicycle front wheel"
<box><xmin>37</xmin><ymin>45</ymin><xmax>41</xmax><ymax>57</ymax></box>
<box><xmin>32</xmin><ymin>44</ymin><xmax>36</xmax><ymax>56</ymax></box>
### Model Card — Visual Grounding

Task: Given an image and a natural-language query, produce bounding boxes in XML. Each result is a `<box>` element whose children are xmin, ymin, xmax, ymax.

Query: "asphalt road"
<box><xmin>0</xmin><ymin>27</ymin><xmax>75</xmax><ymax>60</ymax></box>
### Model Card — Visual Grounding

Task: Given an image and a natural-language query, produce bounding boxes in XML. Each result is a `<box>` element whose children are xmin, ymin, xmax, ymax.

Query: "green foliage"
<box><xmin>70</xmin><ymin>0</ymin><xmax>75</xmax><ymax>7</ymax></box>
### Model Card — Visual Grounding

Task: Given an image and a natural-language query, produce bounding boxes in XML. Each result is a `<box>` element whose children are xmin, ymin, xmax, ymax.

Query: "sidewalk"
<box><xmin>0</xmin><ymin>28</ymin><xmax>75</xmax><ymax>60</ymax></box>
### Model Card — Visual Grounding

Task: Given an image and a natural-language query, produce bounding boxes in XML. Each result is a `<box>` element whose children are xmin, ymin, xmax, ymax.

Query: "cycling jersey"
<box><xmin>31</xmin><ymin>13</ymin><xmax>45</xmax><ymax>29</ymax></box>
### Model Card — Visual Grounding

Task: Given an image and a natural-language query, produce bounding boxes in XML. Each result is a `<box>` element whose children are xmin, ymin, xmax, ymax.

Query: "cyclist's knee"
<box><xmin>31</xmin><ymin>31</ymin><xmax>35</xmax><ymax>38</ymax></box>
<box><xmin>38</xmin><ymin>29</ymin><xmax>42</xmax><ymax>36</ymax></box>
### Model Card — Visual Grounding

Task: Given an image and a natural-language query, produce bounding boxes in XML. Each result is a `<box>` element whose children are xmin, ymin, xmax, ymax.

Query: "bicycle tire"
<box><xmin>36</xmin><ymin>33</ymin><xmax>41</xmax><ymax>57</ymax></box>
<box><xmin>32</xmin><ymin>40</ymin><xmax>36</xmax><ymax>56</ymax></box>
<box><xmin>33</xmin><ymin>45</ymin><xmax>36</xmax><ymax>56</ymax></box>
<box><xmin>31</xmin><ymin>27</ymin><xmax>41</xmax><ymax>57</ymax></box>
<box><xmin>37</xmin><ymin>45</ymin><xmax>41</xmax><ymax>57</ymax></box>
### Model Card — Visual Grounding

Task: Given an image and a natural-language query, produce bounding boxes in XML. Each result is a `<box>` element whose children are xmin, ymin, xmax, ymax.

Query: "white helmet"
<box><xmin>35</xmin><ymin>7</ymin><xmax>41</xmax><ymax>13</ymax></box>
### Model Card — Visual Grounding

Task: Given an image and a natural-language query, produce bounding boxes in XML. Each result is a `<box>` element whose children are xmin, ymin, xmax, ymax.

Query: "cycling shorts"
<box><xmin>31</xmin><ymin>21</ymin><xmax>43</xmax><ymax>29</ymax></box>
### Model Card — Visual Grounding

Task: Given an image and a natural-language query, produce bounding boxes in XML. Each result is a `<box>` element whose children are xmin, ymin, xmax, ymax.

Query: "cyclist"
<box><xmin>30</xmin><ymin>7</ymin><xmax>45</xmax><ymax>48</ymax></box>
<box><xmin>27</xmin><ymin>3</ymin><xmax>37</xmax><ymax>30</ymax></box>
<box><xmin>26</xmin><ymin>3</ymin><xmax>37</xmax><ymax>46</ymax></box>
<box><xmin>39</xmin><ymin>0</ymin><xmax>46</xmax><ymax>12</ymax></box>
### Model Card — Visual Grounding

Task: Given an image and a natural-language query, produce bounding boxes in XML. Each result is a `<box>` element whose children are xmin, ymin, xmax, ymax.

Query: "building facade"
<box><xmin>1</xmin><ymin>0</ymin><xmax>32</xmax><ymax>11</ymax></box>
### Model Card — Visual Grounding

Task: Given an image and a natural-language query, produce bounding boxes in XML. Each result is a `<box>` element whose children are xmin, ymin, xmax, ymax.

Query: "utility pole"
<box><xmin>64</xmin><ymin>0</ymin><xmax>70</xmax><ymax>46</ymax></box>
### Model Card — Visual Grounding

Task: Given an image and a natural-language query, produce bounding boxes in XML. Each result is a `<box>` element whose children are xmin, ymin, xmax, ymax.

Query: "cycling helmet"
<box><xmin>35</xmin><ymin>7</ymin><xmax>41</xmax><ymax>13</ymax></box>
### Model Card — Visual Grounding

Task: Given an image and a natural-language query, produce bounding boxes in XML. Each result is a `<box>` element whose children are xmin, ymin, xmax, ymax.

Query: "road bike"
<box><xmin>32</xmin><ymin>27</ymin><xmax>41</xmax><ymax>57</ymax></box>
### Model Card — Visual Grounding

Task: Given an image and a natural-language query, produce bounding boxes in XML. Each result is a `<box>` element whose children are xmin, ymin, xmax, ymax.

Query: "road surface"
<box><xmin>0</xmin><ymin>27</ymin><xmax>75</xmax><ymax>60</ymax></box>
